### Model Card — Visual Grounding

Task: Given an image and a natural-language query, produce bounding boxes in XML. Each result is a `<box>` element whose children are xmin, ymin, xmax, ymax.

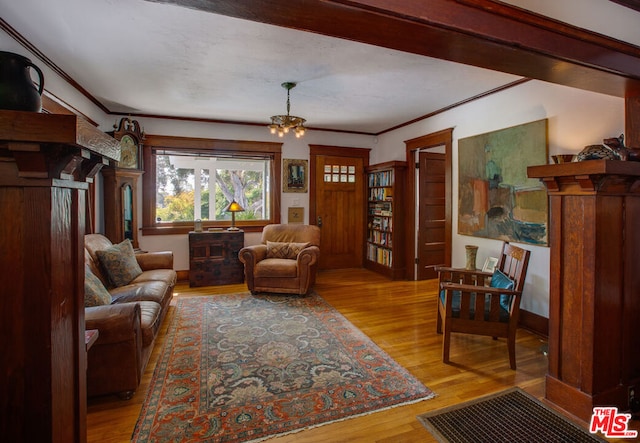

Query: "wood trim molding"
<box><xmin>457</xmin><ymin>0</ymin><xmax>640</xmax><ymax>57</ymax></box>
<box><xmin>0</xmin><ymin>19</ymin><xmax>110</xmax><ymax>114</ymax></box>
<box><xmin>519</xmin><ymin>308</ymin><xmax>549</xmax><ymax>339</ymax></box>
<box><xmin>141</xmin><ymin>136</ymin><xmax>283</xmax><ymax>233</ymax></box>
<box><xmin>143</xmin><ymin>135</ymin><xmax>283</xmax><ymax>153</ymax></box>
<box><xmin>378</xmin><ymin>79</ymin><xmax>531</xmax><ymax>135</ymax></box>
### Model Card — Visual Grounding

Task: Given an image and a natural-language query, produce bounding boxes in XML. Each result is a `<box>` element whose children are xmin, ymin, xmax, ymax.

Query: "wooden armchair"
<box><xmin>435</xmin><ymin>242</ymin><xmax>531</xmax><ymax>369</ymax></box>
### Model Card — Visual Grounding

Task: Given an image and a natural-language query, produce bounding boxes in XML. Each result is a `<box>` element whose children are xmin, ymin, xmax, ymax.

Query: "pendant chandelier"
<box><xmin>268</xmin><ymin>82</ymin><xmax>306</xmax><ymax>138</ymax></box>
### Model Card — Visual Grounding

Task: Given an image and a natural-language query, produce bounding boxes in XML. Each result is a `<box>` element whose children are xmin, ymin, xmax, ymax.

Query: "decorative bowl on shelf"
<box><xmin>551</xmin><ymin>154</ymin><xmax>576</xmax><ymax>164</ymax></box>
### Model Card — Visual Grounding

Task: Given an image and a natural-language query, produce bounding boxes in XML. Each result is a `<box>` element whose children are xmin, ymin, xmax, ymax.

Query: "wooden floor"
<box><xmin>87</xmin><ymin>268</ymin><xmax>555</xmax><ymax>442</ymax></box>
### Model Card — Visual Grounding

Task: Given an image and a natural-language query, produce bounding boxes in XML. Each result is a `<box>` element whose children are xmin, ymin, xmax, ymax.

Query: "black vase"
<box><xmin>0</xmin><ymin>51</ymin><xmax>44</xmax><ymax>112</ymax></box>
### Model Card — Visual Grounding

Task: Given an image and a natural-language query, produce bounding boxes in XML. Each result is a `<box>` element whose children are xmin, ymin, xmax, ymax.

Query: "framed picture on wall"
<box><xmin>457</xmin><ymin>119</ymin><xmax>549</xmax><ymax>246</ymax></box>
<box><xmin>283</xmin><ymin>158</ymin><xmax>308</xmax><ymax>193</ymax></box>
<box><xmin>288</xmin><ymin>207</ymin><xmax>304</xmax><ymax>224</ymax></box>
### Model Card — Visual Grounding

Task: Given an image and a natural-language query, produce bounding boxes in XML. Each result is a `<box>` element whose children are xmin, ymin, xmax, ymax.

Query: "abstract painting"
<box><xmin>458</xmin><ymin>119</ymin><xmax>548</xmax><ymax>246</ymax></box>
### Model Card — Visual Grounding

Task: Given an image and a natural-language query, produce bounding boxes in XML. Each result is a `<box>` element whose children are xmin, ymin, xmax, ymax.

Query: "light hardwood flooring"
<box><xmin>88</xmin><ymin>268</ymin><xmax>555</xmax><ymax>442</ymax></box>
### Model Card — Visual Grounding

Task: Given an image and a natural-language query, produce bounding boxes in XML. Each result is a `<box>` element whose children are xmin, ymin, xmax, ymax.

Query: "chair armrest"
<box><xmin>436</xmin><ymin>267</ymin><xmax>493</xmax><ymax>286</ymax></box>
<box><xmin>135</xmin><ymin>251</ymin><xmax>173</xmax><ymax>271</ymax></box>
<box><xmin>297</xmin><ymin>245</ymin><xmax>319</xmax><ymax>266</ymax></box>
<box><xmin>85</xmin><ymin>302</ymin><xmax>141</xmax><ymax>345</ymax></box>
<box><xmin>238</xmin><ymin>244</ymin><xmax>267</xmax><ymax>265</ymax></box>
<box><xmin>436</xmin><ymin>266</ymin><xmax>493</xmax><ymax>277</ymax></box>
<box><xmin>440</xmin><ymin>282</ymin><xmax>520</xmax><ymax>296</ymax></box>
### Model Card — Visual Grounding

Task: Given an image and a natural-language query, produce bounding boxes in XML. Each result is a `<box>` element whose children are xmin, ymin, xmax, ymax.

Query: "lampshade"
<box><xmin>224</xmin><ymin>200</ymin><xmax>244</xmax><ymax>213</ymax></box>
<box><xmin>224</xmin><ymin>200</ymin><xmax>244</xmax><ymax>231</ymax></box>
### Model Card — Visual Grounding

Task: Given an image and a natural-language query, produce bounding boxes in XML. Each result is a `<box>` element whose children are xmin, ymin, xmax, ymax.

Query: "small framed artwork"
<box><xmin>283</xmin><ymin>159</ymin><xmax>308</xmax><ymax>193</ymax></box>
<box><xmin>288</xmin><ymin>207</ymin><xmax>304</xmax><ymax>224</ymax></box>
<box><xmin>482</xmin><ymin>257</ymin><xmax>499</xmax><ymax>273</ymax></box>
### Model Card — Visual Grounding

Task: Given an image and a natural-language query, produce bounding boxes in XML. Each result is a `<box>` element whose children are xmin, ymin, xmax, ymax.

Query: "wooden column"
<box><xmin>0</xmin><ymin>111</ymin><xmax>119</xmax><ymax>443</ymax></box>
<box><xmin>528</xmin><ymin>160</ymin><xmax>640</xmax><ymax>422</ymax></box>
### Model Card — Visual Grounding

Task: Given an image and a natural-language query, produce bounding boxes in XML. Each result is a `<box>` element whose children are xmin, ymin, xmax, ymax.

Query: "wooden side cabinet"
<box><xmin>102</xmin><ymin>167</ymin><xmax>143</xmax><ymax>249</ymax></box>
<box><xmin>189</xmin><ymin>230</ymin><xmax>244</xmax><ymax>287</ymax></box>
<box><xmin>528</xmin><ymin>160</ymin><xmax>640</xmax><ymax>422</ymax></box>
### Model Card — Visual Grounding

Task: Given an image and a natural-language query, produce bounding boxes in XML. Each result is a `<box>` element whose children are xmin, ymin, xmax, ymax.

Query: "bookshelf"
<box><xmin>365</xmin><ymin>161</ymin><xmax>406</xmax><ymax>279</ymax></box>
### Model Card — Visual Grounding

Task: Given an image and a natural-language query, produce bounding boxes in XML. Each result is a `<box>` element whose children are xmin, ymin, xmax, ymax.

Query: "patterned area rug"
<box><xmin>132</xmin><ymin>292</ymin><xmax>435</xmax><ymax>442</ymax></box>
<box><xmin>417</xmin><ymin>387</ymin><xmax>606</xmax><ymax>443</ymax></box>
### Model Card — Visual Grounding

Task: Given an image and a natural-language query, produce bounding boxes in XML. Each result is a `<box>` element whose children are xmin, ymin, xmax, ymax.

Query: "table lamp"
<box><xmin>224</xmin><ymin>200</ymin><xmax>244</xmax><ymax>231</ymax></box>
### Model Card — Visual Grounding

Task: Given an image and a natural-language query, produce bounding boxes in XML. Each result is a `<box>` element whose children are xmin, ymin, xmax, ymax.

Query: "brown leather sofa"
<box><xmin>239</xmin><ymin>224</ymin><xmax>320</xmax><ymax>295</ymax></box>
<box><xmin>84</xmin><ymin>234</ymin><xmax>176</xmax><ymax>399</ymax></box>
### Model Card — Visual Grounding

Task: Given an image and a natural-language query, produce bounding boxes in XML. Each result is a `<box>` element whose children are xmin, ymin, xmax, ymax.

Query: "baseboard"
<box><xmin>519</xmin><ymin>308</ymin><xmax>548</xmax><ymax>338</ymax></box>
<box><xmin>176</xmin><ymin>270</ymin><xmax>189</xmax><ymax>282</ymax></box>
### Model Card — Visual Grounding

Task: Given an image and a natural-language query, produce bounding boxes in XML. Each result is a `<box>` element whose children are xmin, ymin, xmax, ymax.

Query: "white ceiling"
<box><xmin>2</xmin><ymin>0</ymin><xmax>639</xmax><ymax>134</ymax></box>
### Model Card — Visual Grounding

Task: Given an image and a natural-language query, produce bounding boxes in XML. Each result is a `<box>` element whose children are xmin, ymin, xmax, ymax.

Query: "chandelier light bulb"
<box><xmin>268</xmin><ymin>82</ymin><xmax>307</xmax><ymax>138</ymax></box>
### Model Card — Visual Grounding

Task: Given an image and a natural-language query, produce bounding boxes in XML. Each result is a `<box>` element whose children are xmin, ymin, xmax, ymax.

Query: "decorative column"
<box><xmin>0</xmin><ymin>111</ymin><xmax>119</xmax><ymax>443</ymax></box>
<box><xmin>528</xmin><ymin>160</ymin><xmax>640</xmax><ymax>422</ymax></box>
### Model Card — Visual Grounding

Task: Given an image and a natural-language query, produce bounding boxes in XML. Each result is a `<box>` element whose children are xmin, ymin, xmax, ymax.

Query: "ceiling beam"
<box><xmin>609</xmin><ymin>0</ymin><xmax>640</xmax><ymax>13</ymax></box>
<box><xmin>147</xmin><ymin>0</ymin><xmax>640</xmax><ymax>97</ymax></box>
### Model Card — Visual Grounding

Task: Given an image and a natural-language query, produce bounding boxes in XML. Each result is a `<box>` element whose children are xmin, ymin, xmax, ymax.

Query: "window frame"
<box><xmin>141</xmin><ymin>135</ymin><xmax>282</xmax><ymax>235</ymax></box>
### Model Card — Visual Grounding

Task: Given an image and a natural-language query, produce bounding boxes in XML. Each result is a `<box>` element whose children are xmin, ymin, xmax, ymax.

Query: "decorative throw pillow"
<box><xmin>95</xmin><ymin>239</ymin><xmax>142</xmax><ymax>287</ymax></box>
<box><xmin>490</xmin><ymin>269</ymin><xmax>515</xmax><ymax>311</ymax></box>
<box><xmin>84</xmin><ymin>266</ymin><xmax>112</xmax><ymax>307</ymax></box>
<box><xmin>266</xmin><ymin>241</ymin><xmax>310</xmax><ymax>259</ymax></box>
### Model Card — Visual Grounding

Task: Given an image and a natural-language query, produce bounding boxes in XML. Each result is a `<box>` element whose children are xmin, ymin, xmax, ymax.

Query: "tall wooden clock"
<box><xmin>104</xmin><ymin>117</ymin><xmax>145</xmax><ymax>249</ymax></box>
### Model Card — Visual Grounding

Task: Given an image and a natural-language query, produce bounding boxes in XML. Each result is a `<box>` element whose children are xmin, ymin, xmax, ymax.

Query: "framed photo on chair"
<box><xmin>482</xmin><ymin>257</ymin><xmax>499</xmax><ymax>273</ymax></box>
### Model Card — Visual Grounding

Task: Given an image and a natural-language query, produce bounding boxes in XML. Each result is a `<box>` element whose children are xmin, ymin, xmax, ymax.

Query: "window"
<box><xmin>142</xmin><ymin>137</ymin><xmax>282</xmax><ymax>234</ymax></box>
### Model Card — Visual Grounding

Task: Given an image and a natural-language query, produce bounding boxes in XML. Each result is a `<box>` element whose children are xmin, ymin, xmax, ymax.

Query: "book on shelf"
<box><xmin>368</xmin><ymin>170</ymin><xmax>394</xmax><ymax>187</ymax></box>
<box><xmin>369</xmin><ymin>187</ymin><xmax>394</xmax><ymax>201</ymax></box>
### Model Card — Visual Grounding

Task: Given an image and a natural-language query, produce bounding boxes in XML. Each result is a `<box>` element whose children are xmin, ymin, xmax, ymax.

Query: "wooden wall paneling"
<box><xmin>0</xmin><ymin>110</ymin><xmax>119</xmax><ymax>443</ymax></box>
<box><xmin>626</xmin><ymin>95</ymin><xmax>640</xmax><ymax>148</ymax></box>
<box><xmin>623</xmin><ymin>195</ymin><xmax>640</xmax><ymax>384</ymax></box>
<box><xmin>529</xmin><ymin>160</ymin><xmax>640</xmax><ymax>421</ymax></box>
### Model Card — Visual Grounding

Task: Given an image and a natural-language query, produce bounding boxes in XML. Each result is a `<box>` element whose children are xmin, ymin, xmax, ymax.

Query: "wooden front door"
<box><xmin>310</xmin><ymin>145</ymin><xmax>369</xmax><ymax>269</ymax></box>
<box><xmin>417</xmin><ymin>151</ymin><xmax>446</xmax><ymax>279</ymax></box>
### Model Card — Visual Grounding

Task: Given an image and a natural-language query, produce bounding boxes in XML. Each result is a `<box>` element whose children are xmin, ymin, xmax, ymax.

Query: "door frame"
<box><xmin>404</xmin><ymin>128</ymin><xmax>453</xmax><ymax>280</ymax></box>
<box><xmin>309</xmin><ymin>144</ymin><xmax>371</xmax><ymax>263</ymax></box>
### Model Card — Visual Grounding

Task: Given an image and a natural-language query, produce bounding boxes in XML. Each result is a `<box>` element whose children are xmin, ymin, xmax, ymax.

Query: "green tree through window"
<box><xmin>155</xmin><ymin>155</ymin><xmax>270</xmax><ymax>223</ymax></box>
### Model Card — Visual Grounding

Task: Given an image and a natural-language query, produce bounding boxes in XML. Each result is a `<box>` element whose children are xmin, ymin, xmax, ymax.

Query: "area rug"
<box><xmin>417</xmin><ymin>387</ymin><xmax>606</xmax><ymax>443</ymax></box>
<box><xmin>132</xmin><ymin>292</ymin><xmax>435</xmax><ymax>442</ymax></box>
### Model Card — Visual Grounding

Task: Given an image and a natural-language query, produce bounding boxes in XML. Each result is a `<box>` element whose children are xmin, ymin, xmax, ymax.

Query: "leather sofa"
<box><xmin>84</xmin><ymin>234</ymin><xmax>176</xmax><ymax>399</ymax></box>
<box><xmin>239</xmin><ymin>224</ymin><xmax>320</xmax><ymax>295</ymax></box>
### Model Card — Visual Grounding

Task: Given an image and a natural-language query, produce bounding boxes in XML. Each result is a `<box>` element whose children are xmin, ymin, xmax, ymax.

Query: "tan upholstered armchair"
<box><xmin>239</xmin><ymin>224</ymin><xmax>321</xmax><ymax>295</ymax></box>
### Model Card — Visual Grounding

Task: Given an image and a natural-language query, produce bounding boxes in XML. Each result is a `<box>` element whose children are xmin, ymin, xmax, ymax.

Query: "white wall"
<box><xmin>134</xmin><ymin>117</ymin><xmax>375</xmax><ymax>269</ymax></box>
<box><xmin>4</xmin><ymin>26</ymin><xmax>626</xmax><ymax>318</ymax></box>
<box><xmin>374</xmin><ymin>80</ymin><xmax>625</xmax><ymax>317</ymax></box>
<box><xmin>0</xmin><ymin>32</ymin><xmax>114</xmax><ymax>130</ymax></box>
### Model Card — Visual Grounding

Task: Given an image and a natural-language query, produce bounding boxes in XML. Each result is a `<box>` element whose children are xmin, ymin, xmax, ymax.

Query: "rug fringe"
<box><xmin>245</xmin><ymin>393</ymin><xmax>438</xmax><ymax>443</ymax></box>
